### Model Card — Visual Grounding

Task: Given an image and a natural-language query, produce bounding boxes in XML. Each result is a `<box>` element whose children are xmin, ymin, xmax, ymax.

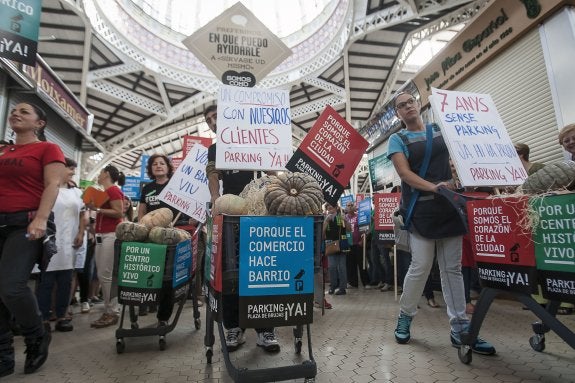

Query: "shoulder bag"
<box><xmin>393</xmin><ymin>124</ymin><xmax>433</xmax><ymax>252</ymax></box>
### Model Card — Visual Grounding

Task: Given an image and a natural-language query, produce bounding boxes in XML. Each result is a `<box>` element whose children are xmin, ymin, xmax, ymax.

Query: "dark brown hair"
<box><xmin>146</xmin><ymin>154</ymin><xmax>174</xmax><ymax>180</ymax></box>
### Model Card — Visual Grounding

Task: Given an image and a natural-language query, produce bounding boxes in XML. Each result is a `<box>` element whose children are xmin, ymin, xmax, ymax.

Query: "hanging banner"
<box><xmin>158</xmin><ymin>143</ymin><xmax>211</xmax><ymax>223</ymax></box>
<box><xmin>216</xmin><ymin>84</ymin><xmax>292</xmax><ymax>170</ymax></box>
<box><xmin>239</xmin><ymin>216</ymin><xmax>314</xmax><ymax>327</ymax></box>
<box><xmin>286</xmin><ymin>106</ymin><xmax>369</xmax><ymax>205</ymax></box>
<box><xmin>182</xmin><ymin>2</ymin><xmax>292</xmax><ymax>87</ymax></box>
<box><xmin>430</xmin><ymin>88</ymin><xmax>527</xmax><ymax>187</ymax></box>
<box><xmin>0</xmin><ymin>0</ymin><xmax>41</xmax><ymax>65</ymax></box>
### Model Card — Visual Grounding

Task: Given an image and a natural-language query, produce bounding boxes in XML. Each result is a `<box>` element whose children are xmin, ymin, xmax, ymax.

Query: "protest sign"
<box><xmin>286</xmin><ymin>106</ymin><xmax>369</xmax><ymax>205</ymax></box>
<box><xmin>0</xmin><ymin>0</ymin><xmax>41</xmax><ymax>65</ymax></box>
<box><xmin>183</xmin><ymin>135</ymin><xmax>212</xmax><ymax>158</ymax></box>
<box><xmin>368</xmin><ymin>153</ymin><xmax>395</xmax><ymax>191</ymax></box>
<box><xmin>182</xmin><ymin>2</ymin><xmax>291</xmax><ymax>87</ymax></box>
<box><xmin>357</xmin><ymin>198</ymin><xmax>372</xmax><ymax>230</ymax></box>
<box><xmin>216</xmin><ymin>85</ymin><xmax>292</xmax><ymax>171</ymax></box>
<box><xmin>158</xmin><ymin>143</ymin><xmax>211</xmax><ymax>223</ymax></box>
<box><xmin>430</xmin><ymin>88</ymin><xmax>527</xmax><ymax>187</ymax></box>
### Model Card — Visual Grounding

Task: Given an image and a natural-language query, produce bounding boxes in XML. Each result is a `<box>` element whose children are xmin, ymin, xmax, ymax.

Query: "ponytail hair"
<box><xmin>103</xmin><ymin>165</ymin><xmax>126</xmax><ymax>186</ymax></box>
<box><xmin>28</xmin><ymin>103</ymin><xmax>48</xmax><ymax>141</ymax></box>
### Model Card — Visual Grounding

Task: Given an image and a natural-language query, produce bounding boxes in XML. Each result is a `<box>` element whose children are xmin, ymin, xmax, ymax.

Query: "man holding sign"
<box><xmin>386</xmin><ymin>91</ymin><xmax>495</xmax><ymax>355</ymax></box>
<box><xmin>204</xmin><ymin>105</ymin><xmax>280</xmax><ymax>353</ymax></box>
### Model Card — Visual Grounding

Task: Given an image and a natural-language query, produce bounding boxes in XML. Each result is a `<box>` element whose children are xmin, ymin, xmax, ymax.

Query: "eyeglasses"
<box><xmin>395</xmin><ymin>98</ymin><xmax>416</xmax><ymax>110</ymax></box>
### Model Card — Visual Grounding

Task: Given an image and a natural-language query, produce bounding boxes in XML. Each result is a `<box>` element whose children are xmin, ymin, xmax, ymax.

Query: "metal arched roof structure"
<box><xmin>35</xmin><ymin>0</ymin><xmax>488</xmax><ymax>192</ymax></box>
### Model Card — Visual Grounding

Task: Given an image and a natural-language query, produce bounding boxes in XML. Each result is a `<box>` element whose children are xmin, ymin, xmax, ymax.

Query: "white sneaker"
<box><xmin>225</xmin><ymin>327</ymin><xmax>245</xmax><ymax>351</ymax></box>
<box><xmin>81</xmin><ymin>302</ymin><xmax>90</xmax><ymax>313</ymax></box>
<box><xmin>256</xmin><ymin>331</ymin><xmax>280</xmax><ymax>352</ymax></box>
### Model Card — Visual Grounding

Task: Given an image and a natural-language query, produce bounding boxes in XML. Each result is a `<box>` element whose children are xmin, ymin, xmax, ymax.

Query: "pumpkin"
<box><xmin>140</xmin><ymin>208</ymin><xmax>173</xmax><ymax>229</ymax></box>
<box><xmin>115</xmin><ymin>222</ymin><xmax>150</xmax><ymax>242</ymax></box>
<box><xmin>239</xmin><ymin>176</ymin><xmax>275</xmax><ymax>215</ymax></box>
<box><xmin>148</xmin><ymin>227</ymin><xmax>192</xmax><ymax>245</ymax></box>
<box><xmin>213</xmin><ymin>194</ymin><xmax>248</xmax><ymax>215</ymax></box>
<box><xmin>264</xmin><ymin>172</ymin><xmax>324</xmax><ymax>215</ymax></box>
<box><xmin>520</xmin><ymin>161</ymin><xmax>575</xmax><ymax>194</ymax></box>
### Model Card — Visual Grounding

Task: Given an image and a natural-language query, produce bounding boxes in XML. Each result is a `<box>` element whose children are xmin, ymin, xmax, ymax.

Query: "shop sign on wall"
<box><xmin>430</xmin><ymin>88</ymin><xmax>527</xmax><ymax>187</ymax></box>
<box><xmin>413</xmin><ymin>0</ymin><xmax>564</xmax><ymax>105</ymax></box>
<box><xmin>21</xmin><ymin>56</ymin><xmax>91</xmax><ymax>132</ymax></box>
<box><xmin>216</xmin><ymin>85</ymin><xmax>292</xmax><ymax>170</ymax></box>
<box><xmin>182</xmin><ymin>2</ymin><xmax>292</xmax><ymax>87</ymax></box>
<box><xmin>0</xmin><ymin>0</ymin><xmax>41</xmax><ymax>65</ymax></box>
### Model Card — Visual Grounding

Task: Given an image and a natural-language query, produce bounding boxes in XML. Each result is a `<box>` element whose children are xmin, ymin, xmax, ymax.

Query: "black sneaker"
<box><xmin>55</xmin><ymin>320</ymin><xmax>73</xmax><ymax>332</ymax></box>
<box><xmin>0</xmin><ymin>338</ymin><xmax>14</xmax><ymax>378</ymax></box>
<box><xmin>24</xmin><ymin>329</ymin><xmax>51</xmax><ymax>374</ymax></box>
<box><xmin>334</xmin><ymin>289</ymin><xmax>346</xmax><ymax>295</ymax></box>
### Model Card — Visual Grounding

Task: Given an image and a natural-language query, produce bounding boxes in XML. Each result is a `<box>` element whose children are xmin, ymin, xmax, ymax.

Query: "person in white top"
<box><xmin>35</xmin><ymin>158</ymin><xmax>87</xmax><ymax>332</ymax></box>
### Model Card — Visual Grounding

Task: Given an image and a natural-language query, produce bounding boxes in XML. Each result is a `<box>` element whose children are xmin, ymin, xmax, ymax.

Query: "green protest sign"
<box><xmin>531</xmin><ymin>194</ymin><xmax>575</xmax><ymax>273</ymax></box>
<box><xmin>118</xmin><ymin>242</ymin><xmax>167</xmax><ymax>288</ymax></box>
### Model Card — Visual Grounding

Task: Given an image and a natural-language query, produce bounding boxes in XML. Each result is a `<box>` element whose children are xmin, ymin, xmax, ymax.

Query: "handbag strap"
<box><xmin>403</xmin><ymin>124</ymin><xmax>434</xmax><ymax>229</ymax></box>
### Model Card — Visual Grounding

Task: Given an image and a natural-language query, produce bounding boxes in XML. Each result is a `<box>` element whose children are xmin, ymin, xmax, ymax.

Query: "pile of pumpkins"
<box><xmin>214</xmin><ymin>171</ymin><xmax>325</xmax><ymax>216</ymax></box>
<box><xmin>115</xmin><ymin>208</ymin><xmax>191</xmax><ymax>245</ymax></box>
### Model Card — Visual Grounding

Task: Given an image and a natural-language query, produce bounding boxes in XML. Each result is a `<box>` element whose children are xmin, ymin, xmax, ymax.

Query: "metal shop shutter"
<box><xmin>455</xmin><ymin>28</ymin><xmax>563</xmax><ymax>164</ymax></box>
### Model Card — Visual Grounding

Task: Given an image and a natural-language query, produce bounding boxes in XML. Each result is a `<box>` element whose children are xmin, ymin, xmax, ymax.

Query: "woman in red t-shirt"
<box><xmin>0</xmin><ymin>102</ymin><xmax>65</xmax><ymax>376</ymax></box>
<box><xmin>86</xmin><ymin>165</ymin><xmax>125</xmax><ymax>328</ymax></box>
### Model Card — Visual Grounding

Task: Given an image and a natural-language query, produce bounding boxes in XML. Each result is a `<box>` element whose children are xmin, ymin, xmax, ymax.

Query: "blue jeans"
<box><xmin>0</xmin><ymin>226</ymin><xmax>44</xmax><ymax>339</ymax></box>
<box><xmin>36</xmin><ymin>269</ymin><xmax>74</xmax><ymax>321</ymax></box>
<box><xmin>328</xmin><ymin>252</ymin><xmax>347</xmax><ymax>291</ymax></box>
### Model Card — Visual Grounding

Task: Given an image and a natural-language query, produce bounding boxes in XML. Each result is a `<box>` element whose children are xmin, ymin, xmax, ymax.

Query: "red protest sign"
<box><xmin>467</xmin><ymin>196</ymin><xmax>535</xmax><ymax>267</ymax></box>
<box><xmin>373</xmin><ymin>193</ymin><xmax>400</xmax><ymax>231</ymax></box>
<box><xmin>297</xmin><ymin>106</ymin><xmax>368</xmax><ymax>187</ymax></box>
<box><xmin>183</xmin><ymin>136</ymin><xmax>212</xmax><ymax>158</ymax></box>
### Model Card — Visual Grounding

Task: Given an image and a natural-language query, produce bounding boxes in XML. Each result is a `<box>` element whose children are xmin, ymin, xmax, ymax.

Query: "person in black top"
<box><xmin>138</xmin><ymin>154</ymin><xmax>191</xmax><ymax>325</ymax></box>
<box><xmin>204</xmin><ymin>105</ymin><xmax>280</xmax><ymax>353</ymax></box>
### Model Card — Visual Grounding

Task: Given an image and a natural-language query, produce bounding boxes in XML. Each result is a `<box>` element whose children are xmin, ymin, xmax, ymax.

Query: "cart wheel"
<box><xmin>206</xmin><ymin>348</ymin><xmax>213</xmax><ymax>364</ymax></box>
<box><xmin>194</xmin><ymin>318</ymin><xmax>201</xmax><ymax>330</ymax></box>
<box><xmin>159</xmin><ymin>336</ymin><xmax>167</xmax><ymax>351</ymax></box>
<box><xmin>529</xmin><ymin>334</ymin><xmax>545</xmax><ymax>352</ymax></box>
<box><xmin>116</xmin><ymin>338</ymin><xmax>125</xmax><ymax>354</ymax></box>
<box><xmin>130</xmin><ymin>322</ymin><xmax>139</xmax><ymax>330</ymax></box>
<box><xmin>458</xmin><ymin>345</ymin><xmax>472</xmax><ymax>364</ymax></box>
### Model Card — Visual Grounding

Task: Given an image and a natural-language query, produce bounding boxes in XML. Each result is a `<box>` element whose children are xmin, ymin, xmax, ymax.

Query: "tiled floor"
<box><xmin>4</xmin><ymin>288</ymin><xmax>574</xmax><ymax>383</ymax></box>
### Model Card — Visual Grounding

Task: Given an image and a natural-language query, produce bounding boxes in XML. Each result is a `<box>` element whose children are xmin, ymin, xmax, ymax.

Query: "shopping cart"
<box><xmin>203</xmin><ymin>214</ymin><xmax>322</xmax><ymax>383</ymax></box>
<box><xmin>456</xmin><ymin>194</ymin><xmax>575</xmax><ymax>364</ymax></box>
<box><xmin>112</xmin><ymin>238</ymin><xmax>201</xmax><ymax>353</ymax></box>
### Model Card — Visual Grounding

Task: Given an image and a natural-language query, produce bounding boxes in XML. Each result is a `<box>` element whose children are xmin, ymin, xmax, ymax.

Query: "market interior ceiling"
<box><xmin>36</xmin><ymin>0</ymin><xmax>487</xmax><ymax>191</ymax></box>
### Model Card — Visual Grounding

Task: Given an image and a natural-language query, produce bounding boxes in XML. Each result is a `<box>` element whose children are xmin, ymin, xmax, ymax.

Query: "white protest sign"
<box><xmin>216</xmin><ymin>84</ymin><xmax>292</xmax><ymax>170</ymax></box>
<box><xmin>430</xmin><ymin>88</ymin><xmax>527</xmax><ymax>187</ymax></box>
<box><xmin>158</xmin><ymin>144</ymin><xmax>211</xmax><ymax>223</ymax></box>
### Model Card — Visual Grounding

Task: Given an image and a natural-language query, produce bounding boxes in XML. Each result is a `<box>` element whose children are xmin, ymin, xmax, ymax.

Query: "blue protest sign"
<box><xmin>172</xmin><ymin>240</ymin><xmax>192</xmax><ymax>288</ymax></box>
<box><xmin>122</xmin><ymin>176</ymin><xmax>144</xmax><ymax>200</ymax></box>
<box><xmin>358</xmin><ymin>198</ymin><xmax>372</xmax><ymax>228</ymax></box>
<box><xmin>239</xmin><ymin>217</ymin><xmax>314</xmax><ymax>297</ymax></box>
<box><xmin>140</xmin><ymin>154</ymin><xmax>151</xmax><ymax>182</ymax></box>
<box><xmin>340</xmin><ymin>194</ymin><xmax>354</xmax><ymax>209</ymax></box>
